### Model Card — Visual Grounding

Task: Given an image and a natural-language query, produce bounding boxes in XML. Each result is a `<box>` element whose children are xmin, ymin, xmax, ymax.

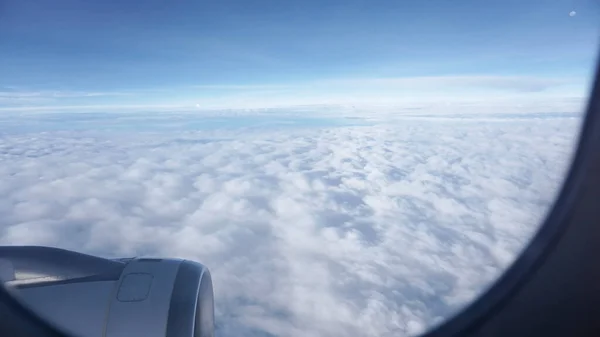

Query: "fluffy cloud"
<box><xmin>0</xmin><ymin>111</ymin><xmax>581</xmax><ymax>336</ymax></box>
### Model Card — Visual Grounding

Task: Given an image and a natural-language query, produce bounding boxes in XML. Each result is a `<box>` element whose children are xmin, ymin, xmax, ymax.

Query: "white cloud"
<box><xmin>0</xmin><ymin>74</ymin><xmax>587</xmax><ymax>113</ymax></box>
<box><xmin>0</xmin><ymin>111</ymin><xmax>581</xmax><ymax>336</ymax></box>
<box><xmin>313</xmin><ymin>75</ymin><xmax>574</xmax><ymax>93</ymax></box>
<box><xmin>0</xmin><ymin>90</ymin><xmax>132</xmax><ymax>99</ymax></box>
<box><xmin>0</xmin><ymin>96</ymin><xmax>586</xmax><ymax>115</ymax></box>
<box><xmin>0</xmin><ymin>90</ymin><xmax>137</xmax><ymax>110</ymax></box>
<box><xmin>187</xmin><ymin>75</ymin><xmax>575</xmax><ymax>93</ymax></box>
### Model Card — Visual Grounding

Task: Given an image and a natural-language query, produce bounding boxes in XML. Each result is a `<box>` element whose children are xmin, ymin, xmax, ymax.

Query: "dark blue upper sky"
<box><xmin>1</xmin><ymin>0</ymin><xmax>598</xmax><ymax>110</ymax></box>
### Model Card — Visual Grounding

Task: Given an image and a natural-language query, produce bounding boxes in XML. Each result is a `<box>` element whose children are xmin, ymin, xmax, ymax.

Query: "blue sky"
<box><xmin>0</xmin><ymin>0</ymin><xmax>598</xmax><ymax>110</ymax></box>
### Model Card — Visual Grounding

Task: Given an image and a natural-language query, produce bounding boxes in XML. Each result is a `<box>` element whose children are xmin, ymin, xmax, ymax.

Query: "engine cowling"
<box><xmin>0</xmin><ymin>246</ymin><xmax>214</xmax><ymax>337</ymax></box>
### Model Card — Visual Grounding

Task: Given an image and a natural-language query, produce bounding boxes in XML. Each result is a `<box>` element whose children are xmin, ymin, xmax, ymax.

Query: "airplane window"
<box><xmin>0</xmin><ymin>1</ymin><xmax>598</xmax><ymax>337</ymax></box>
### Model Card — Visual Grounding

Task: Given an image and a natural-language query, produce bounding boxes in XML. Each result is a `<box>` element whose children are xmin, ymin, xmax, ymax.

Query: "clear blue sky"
<box><xmin>0</xmin><ymin>0</ymin><xmax>598</xmax><ymax>110</ymax></box>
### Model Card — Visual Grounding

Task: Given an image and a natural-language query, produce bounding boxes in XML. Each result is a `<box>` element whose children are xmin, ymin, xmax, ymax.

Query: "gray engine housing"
<box><xmin>0</xmin><ymin>246</ymin><xmax>214</xmax><ymax>337</ymax></box>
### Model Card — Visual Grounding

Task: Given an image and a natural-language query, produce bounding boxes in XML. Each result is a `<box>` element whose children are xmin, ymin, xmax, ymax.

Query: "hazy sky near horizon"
<box><xmin>1</xmin><ymin>0</ymin><xmax>598</xmax><ymax>110</ymax></box>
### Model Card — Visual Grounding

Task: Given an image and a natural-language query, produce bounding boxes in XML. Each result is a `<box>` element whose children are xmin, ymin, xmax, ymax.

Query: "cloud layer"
<box><xmin>0</xmin><ymin>112</ymin><xmax>581</xmax><ymax>336</ymax></box>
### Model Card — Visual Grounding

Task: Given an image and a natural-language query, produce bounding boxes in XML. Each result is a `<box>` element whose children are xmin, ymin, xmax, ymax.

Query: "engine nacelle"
<box><xmin>0</xmin><ymin>246</ymin><xmax>214</xmax><ymax>337</ymax></box>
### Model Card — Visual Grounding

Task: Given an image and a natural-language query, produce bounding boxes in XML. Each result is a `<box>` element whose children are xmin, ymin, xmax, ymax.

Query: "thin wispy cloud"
<box><xmin>0</xmin><ymin>90</ymin><xmax>136</xmax><ymax>107</ymax></box>
<box><xmin>0</xmin><ymin>90</ymin><xmax>133</xmax><ymax>98</ymax></box>
<box><xmin>191</xmin><ymin>84</ymin><xmax>293</xmax><ymax>90</ymax></box>
<box><xmin>311</xmin><ymin>75</ymin><xmax>574</xmax><ymax>92</ymax></box>
<box><xmin>190</xmin><ymin>75</ymin><xmax>574</xmax><ymax>93</ymax></box>
<box><xmin>0</xmin><ymin>75</ymin><xmax>586</xmax><ymax>113</ymax></box>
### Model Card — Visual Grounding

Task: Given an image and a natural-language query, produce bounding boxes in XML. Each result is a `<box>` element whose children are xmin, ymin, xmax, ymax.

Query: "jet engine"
<box><xmin>0</xmin><ymin>246</ymin><xmax>214</xmax><ymax>337</ymax></box>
